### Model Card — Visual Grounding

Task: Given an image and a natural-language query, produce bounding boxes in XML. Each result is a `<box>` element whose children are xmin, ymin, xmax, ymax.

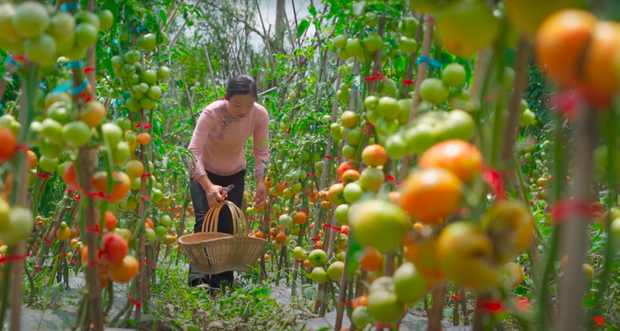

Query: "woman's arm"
<box><xmin>188</xmin><ymin>106</ymin><xmax>214</xmax><ymax>188</ymax></box>
<box><xmin>253</xmin><ymin>108</ymin><xmax>270</xmax><ymax>179</ymax></box>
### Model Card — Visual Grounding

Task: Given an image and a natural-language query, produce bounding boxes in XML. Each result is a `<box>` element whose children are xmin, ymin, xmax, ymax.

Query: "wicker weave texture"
<box><xmin>179</xmin><ymin>200</ymin><xmax>266</xmax><ymax>274</ymax></box>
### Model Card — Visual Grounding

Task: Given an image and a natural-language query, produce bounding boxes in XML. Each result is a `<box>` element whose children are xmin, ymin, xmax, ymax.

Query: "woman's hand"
<box><xmin>255</xmin><ymin>181</ymin><xmax>267</xmax><ymax>208</ymax></box>
<box><xmin>205</xmin><ymin>183</ymin><xmax>225</xmax><ymax>209</ymax></box>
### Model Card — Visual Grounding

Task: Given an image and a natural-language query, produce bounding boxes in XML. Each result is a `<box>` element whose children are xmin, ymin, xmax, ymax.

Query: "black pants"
<box><xmin>188</xmin><ymin>169</ymin><xmax>245</xmax><ymax>289</ymax></box>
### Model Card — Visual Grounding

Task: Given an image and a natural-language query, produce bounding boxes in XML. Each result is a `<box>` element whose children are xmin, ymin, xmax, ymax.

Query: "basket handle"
<box><xmin>201</xmin><ymin>200</ymin><xmax>249</xmax><ymax>236</ymax></box>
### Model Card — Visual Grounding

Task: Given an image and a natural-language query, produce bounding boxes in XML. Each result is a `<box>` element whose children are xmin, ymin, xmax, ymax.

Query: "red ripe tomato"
<box><xmin>361</xmin><ymin>144</ymin><xmax>388</xmax><ymax>167</ymax></box>
<box><xmin>337</xmin><ymin>162</ymin><xmax>356</xmax><ymax>179</ymax></box>
<box><xmin>100</xmin><ymin>233</ymin><xmax>129</xmax><ymax>265</ymax></box>
<box><xmin>0</xmin><ymin>126</ymin><xmax>16</xmax><ymax>161</ymax></box>
<box><xmin>340</xmin><ymin>225</ymin><xmax>349</xmax><ymax>235</ymax></box>
<box><xmin>63</xmin><ymin>162</ymin><xmax>82</xmax><ymax>192</ymax></box>
<box><xmin>418</xmin><ymin>140</ymin><xmax>482</xmax><ymax>183</ymax></box>
<box><xmin>104</xmin><ymin>211</ymin><xmax>117</xmax><ymax>231</ymax></box>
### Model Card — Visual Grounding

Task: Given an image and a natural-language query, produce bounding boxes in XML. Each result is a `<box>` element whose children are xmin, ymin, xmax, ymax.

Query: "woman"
<box><xmin>187</xmin><ymin>75</ymin><xmax>269</xmax><ymax>291</ymax></box>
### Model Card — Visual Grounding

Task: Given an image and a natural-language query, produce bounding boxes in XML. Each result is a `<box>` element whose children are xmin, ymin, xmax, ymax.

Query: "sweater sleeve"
<box><xmin>253</xmin><ymin>106</ymin><xmax>270</xmax><ymax>178</ymax></box>
<box><xmin>187</xmin><ymin>105</ymin><xmax>215</xmax><ymax>181</ymax></box>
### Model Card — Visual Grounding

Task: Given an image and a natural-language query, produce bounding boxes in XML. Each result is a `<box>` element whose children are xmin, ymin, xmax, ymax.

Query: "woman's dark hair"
<box><xmin>225</xmin><ymin>75</ymin><xmax>258</xmax><ymax>100</ymax></box>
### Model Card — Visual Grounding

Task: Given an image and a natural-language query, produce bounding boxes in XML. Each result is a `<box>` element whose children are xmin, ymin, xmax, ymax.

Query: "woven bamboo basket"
<box><xmin>179</xmin><ymin>200</ymin><xmax>266</xmax><ymax>274</ymax></box>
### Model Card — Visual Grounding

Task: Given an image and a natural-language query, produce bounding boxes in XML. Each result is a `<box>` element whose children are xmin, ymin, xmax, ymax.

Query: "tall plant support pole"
<box><xmin>203</xmin><ymin>45</ymin><xmax>219</xmax><ymax>99</ymax></box>
<box><xmin>557</xmin><ymin>108</ymin><xmax>597</xmax><ymax>330</ymax></box>
<box><xmin>334</xmin><ymin>58</ymin><xmax>362</xmax><ymax>331</ymax></box>
<box><xmin>399</xmin><ymin>17</ymin><xmax>434</xmax><ymax>181</ymax></box>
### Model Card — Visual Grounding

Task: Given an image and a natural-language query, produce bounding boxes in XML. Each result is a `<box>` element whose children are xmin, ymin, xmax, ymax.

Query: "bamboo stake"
<box><xmin>399</xmin><ymin>17</ymin><xmax>435</xmax><ymax>181</ymax></box>
<box><xmin>203</xmin><ymin>45</ymin><xmax>220</xmax><ymax>99</ymax></box>
<box><xmin>557</xmin><ymin>108</ymin><xmax>597</xmax><ymax>330</ymax></box>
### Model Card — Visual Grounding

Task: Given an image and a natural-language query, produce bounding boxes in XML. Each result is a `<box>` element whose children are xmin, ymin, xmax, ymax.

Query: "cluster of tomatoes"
<box><xmin>0</xmin><ymin>2</ymin><xmax>113</xmax><ymax>64</ymax></box>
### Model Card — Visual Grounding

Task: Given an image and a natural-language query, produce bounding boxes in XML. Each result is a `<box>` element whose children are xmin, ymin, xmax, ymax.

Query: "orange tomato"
<box><xmin>80</xmin><ymin>101</ymin><xmax>107</xmax><ymax>127</ymax></box>
<box><xmin>583</xmin><ymin>21</ymin><xmax>620</xmax><ymax>96</ymax></box>
<box><xmin>136</xmin><ymin>132</ymin><xmax>151</xmax><ymax>145</ymax></box>
<box><xmin>265</xmin><ymin>176</ymin><xmax>274</xmax><ymax>189</ymax></box>
<box><xmin>104</xmin><ymin>211</ymin><xmax>117</xmax><ymax>231</ymax></box>
<box><xmin>418</xmin><ymin>140</ymin><xmax>482</xmax><ymax>183</ymax></box>
<box><xmin>337</xmin><ymin>161</ymin><xmax>356</xmax><ymax>179</ymax></box>
<box><xmin>340</xmin><ymin>225</ymin><xmax>349</xmax><ymax>235</ymax></box>
<box><xmin>275</xmin><ymin>232</ymin><xmax>287</xmax><ymax>243</ymax></box>
<box><xmin>91</xmin><ymin>171</ymin><xmax>131</xmax><ymax>202</ymax></box>
<box><xmin>352</xmin><ymin>295</ymin><xmax>369</xmax><ymax>310</ymax></box>
<box><xmin>361</xmin><ymin>144</ymin><xmax>387</xmax><ymax>167</ymax></box>
<box><xmin>360</xmin><ymin>247</ymin><xmax>383</xmax><ymax>272</ymax></box>
<box><xmin>400</xmin><ymin>168</ymin><xmax>462</xmax><ymax>226</ymax></box>
<box><xmin>304</xmin><ymin>259</ymin><xmax>311</xmax><ymax>267</ymax></box>
<box><xmin>403</xmin><ymin>234</ymin><xmax>444</xmax><ymax>282</ymax></box>
<box><xmin>276</xmin><ymin>182</ymin><xmax>287</xmax><ymax>195</ymax></box>
<box><xmin>254</xmin><ymin>230</ymin><xmax>265</xmax><ymax>238</ymax></box>
<box><xmin>320</xmin><ymin>201</ymin><xmax>330</xmax><ymax>209</ymax></box>
<box><xmin>63</xmin><ymin>162</ymin><xmax>81</xmax><ymax>193</ymax></box>
<box><xmin>535</xmin><ymin>9</ymin><xmax>597</xmax><ymax>89</ymax></box>
<box><xmin>100</xmin><ymin>273</ymin><xmax>108</xmax><ymax>289</ymax></box>
<box><xmin>0</xmin><ymin>126</ymin><xmax>16</xmax><ymax>161</ymax></box>
<box><xmin>124</xmin><ymin>160</ymin><xmax>144</xmax><ymax>179</ymax></box>
<box><xmin>144</xmin><ymin>218</ymin><xmax>154</xmax><ymax>229</ymax></box>
<box><xmin>27</xmin><ymin>150</ymin><xmax>37</xmax><ymax>169</ymax></box>
<box><xmin>293</xmin><ymin>211</ymin><xmax>307</xmax><ymax>225</ymax></box>
<box><xmin>342</xmin><ymin>169</ymin><xmax>360</xmax><ymax>184</ymax></box>
<box><xmin>264</xmin><ymin>254</ymin><xmax>270</xmax><ymax>261</ymax></box>
<box><xmin>107</xmin><ymin>255</ymin><xmax>139</xmax><ymax>283</ymax></box>
<box><xmin>315</xmin><ymin>241</ymin><xmax>322</xmax><ymax>249</ymax></box>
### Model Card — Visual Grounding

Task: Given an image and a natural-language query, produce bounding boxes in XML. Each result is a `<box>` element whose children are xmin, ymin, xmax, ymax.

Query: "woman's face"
<box><xmin>226</xmin><ymin>94</ymin><xmax>256</xmax><ymax>118</ymax></box>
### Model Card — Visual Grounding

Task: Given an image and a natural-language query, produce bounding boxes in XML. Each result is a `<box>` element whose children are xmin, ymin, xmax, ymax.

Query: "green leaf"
<box><xmin>297</xmin><ymin>19</ymin><xmax>310</xmax><ymax>38</ymax></box>
<box><xmin>159</xmin><ymin>10</ymin><xmax>167</xmax><ymax>26</ymax></box>
<box><xmin>309</xmin><ymin>4</ymin><xmax>317</xmax><ymax>16</ymax></box>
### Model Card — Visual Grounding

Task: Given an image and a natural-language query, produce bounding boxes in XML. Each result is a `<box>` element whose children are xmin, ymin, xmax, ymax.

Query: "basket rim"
<box><xmin>179</xmin><ymin>233</ymin><xmax>267</xmax><ymax>247</ymax></box>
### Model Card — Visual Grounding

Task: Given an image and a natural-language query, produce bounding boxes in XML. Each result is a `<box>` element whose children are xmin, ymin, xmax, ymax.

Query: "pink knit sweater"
<box><xmin>188</xmin><ymin>99</ymin><xmax>270</xmax><ymax>180</ymax></box>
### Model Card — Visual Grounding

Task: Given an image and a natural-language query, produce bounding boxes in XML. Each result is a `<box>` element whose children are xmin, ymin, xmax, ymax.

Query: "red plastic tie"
<box><xmin>69</xmin><ymin>259</ymin><xmax>78</xmax><ymax>264</ymax></box>
<box><xmin>144</xmin><ymin>259</ymin><xmax>151</xmax><ymax>266</ymax></box>
<box><xmin>83</xmin><ymin>67</ymin><xmax>96</xmax><ymax>73</ymax></box>
<box><xmin>0</xmin><ymin>255</ymin><xmax>26</xmax><ymax>263</ymax></box>
<box><xmin>376</xmin><ymin>323</ymin><xmax>399</xmax><ymax>329</ymax></box>
<box><xmin>35</xmin><ymin>265</ymin><xmax>42</xmax><ymax>272</ymax></box>
<box><xmin>135</xmin><ymin>123</ymin><xmax>153</xmax><ymax>129</ymax></box>
<box><xmin>402</xmin><ymin>79</ymin><xmax>415</xmax><ymax>86</ymax></box>
<box><xmin>128</xmin><ymin>294</ymin><xmax>142</xmax><ymax>309</ymax></box>
<box><xmin>87</xmin><ymin>260</ymin><xmax>98</xmax><ymax>267</ymax></box>
<box><xmin>301</xmin><ymin>231</ymin><xmax>306</xmax><ymax>234</ymax></box>
<box><xmin>85</xmin><ymin>224</ymin><xmax>102</xmax><ymax>234</ymax></box>
<box><xmin>325</xmin><ymin>155</ymin><xmax>333</xmax><ymax>160</ymax></box>
<box><xmin>14</xmin><ymin>144</ymin><xmax>29</xmax><ymax>153</ymax></box>
<box><xmin>264</xmin><ymin>218</ymin><xmax>271</xmax><ymax>221</ymax></box>
<box><xmin>36</xmin><ymin>173</ymin><xmax>51</xmax><ymax>179</ymax></box>
<box><xmin>310</xmin><ymin>238</ymin><xmax>320</xmax><ymax>242</ymax></box>
<box><xmin>322</xmin><ymin>223</ymin><xmax>341</xmax><ymax>231</ymax></box>
<box><xmin>481</xmin><ymin>164</ymin><xmax>506</xmax><ymax>201</ymax></box>
<box><xmin>364</xmin><ymin>121</ymin><xmax>375</xmax><ymax>127</ymax></box>
<box><xmin>337</xmin><ymin>157</ymin><xmax>341</xmax><ymax>161</ymax></box>
<box><xmin>270</xmin><ymin>194</ymin><xmax>277</xmax><ymax>198</ymax></box>
<box><xmin>42</xmin><ymin>236</ymin><xmax>52</xmax><ymax>244</ymax></box>
<box><xmin>60</xmin><ymin>254</ymin><xmax>67</xmax><ymax>259</ymax></box>
<box><xmin>247</xmin><ymin>217</ymin><xmax>256</xmax><ymax>221</ymax></box>
<box><xmin>363</xmin><ymin>129</ymin><xmax>372</xmax><ymax>135</ymax></box>
<box><xmin>338</xmin><ymin>301</ymin><xmax>351</xmax><ymax>306</ymax></box>
<box><xmin>65</xmin><ymin>188</ymin><xmax>75</xmax><ymax>194</ymax></box>
<box><xmin>549</xmin><ymin>199</ymin><xmax>594</xmax><ymax>224</ymax></box>
<box><xmin>141</xmin><ymin>196</ymin><xmax>152</xmax><ymax>201</ymax></box>
<box><xmin>308</xmin><ymin>173</ymin><xmax>315</xmax><ymax>177</ymax></box>
<box><xmin>427</xmin><ymin>16</ymin><xmax>434</xmax><ymax>22</ymax></box>
<box><xmin>364</xmin><ymin>72</ymin><xmax>386</xmax><ymax>82</ymax></box>
<box><xmin>300</xmin><ymin>209</ymin><xmax>310</xmax><ymax>213</ymax></box>
<box><xmin>276</xmin><ymin>213</ymin><xmax>283</xmax><ymax>216</ymax></box>
<box><xmin>451</xmin><ymin>291</ymin><xmax>464</xmax><ymax>301</ymax></box>
<box><xmin>141</xmin><ymin>173</ymin><xmax>152</xmax><ymax>178</ymax></box>
<box><xmin>478</xmin><ymin>300</ymin><xmax>504</xmax><ymax>313</ymax></box>
<box><xmin>386</xmin><ymin>175</ymin><xmax>394</xmax><ymax>181</ymax></box>
<box><xmin>295</xmin><ymin>259</ymin><xmax>304</xmax><ymax>263</ymax></box>
<box><xmin>259</xmin><ymin>220</ymin><xmax>264</xmax><ymax>224</ymax></box>
<box><xmin>13</xmin><ymin>55</ymin><xmax>25</xmax><ymax>61</ymax></box>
